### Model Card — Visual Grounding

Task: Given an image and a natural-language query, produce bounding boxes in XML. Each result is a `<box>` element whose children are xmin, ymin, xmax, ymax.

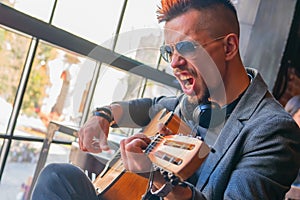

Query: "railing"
<box><xmin>28</xmin><ymin>121</ymin><xmax>78</xmax><ymax>198</ymax></box>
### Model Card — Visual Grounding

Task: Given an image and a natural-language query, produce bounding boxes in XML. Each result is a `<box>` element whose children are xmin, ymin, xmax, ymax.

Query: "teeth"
<box><xmin>182</xmin><ymin>76</ymin><xmax>192</xmax><ymax>87</ymax></box>
<box><xmin>179</xmin><ymin>75</ymin><xmax>192</xmax><ymax>81</ymax></box>
<box><xmin>173</xmin><ymin>70</ymin><xmax>193</xmax><ymax>87</ymax></box>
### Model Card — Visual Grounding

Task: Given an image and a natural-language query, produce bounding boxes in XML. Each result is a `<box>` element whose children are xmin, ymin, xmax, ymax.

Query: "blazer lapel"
<box><xmin>196</xmin><ymin>69</ymin><xmax>269</xmax><ymax>190</ymax></box>
<box><xmin>196</xmin><ymin>113</ymin><xmax>244</xmax><ymax>189</ymax></box>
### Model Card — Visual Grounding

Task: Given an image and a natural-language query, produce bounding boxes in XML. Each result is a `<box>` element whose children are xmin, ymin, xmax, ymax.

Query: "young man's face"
<box><xmin>163</xmin><ymin>9</ymin><xmax>227</xmax><ymax>104</ymax></box>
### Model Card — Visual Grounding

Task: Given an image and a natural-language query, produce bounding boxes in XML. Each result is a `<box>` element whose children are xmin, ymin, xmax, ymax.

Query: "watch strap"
<box><xmin>93</xmin><ymin>111</ymin><xmax>112</xmax><ymax>123</ymax></box>
<box><xmin>95</xmin><ymin>106</ymin><xmax>112</xmax><ymax>116</ymax></box>
<box><xmin>150</xmin><ymin>182</ymin><xmax>174</xmax><ymax>197</ymax></box>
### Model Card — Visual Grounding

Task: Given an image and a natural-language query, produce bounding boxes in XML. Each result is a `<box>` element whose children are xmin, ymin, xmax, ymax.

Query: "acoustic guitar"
<box><xmin>93</xmin><ymin>109</ymin><xmax>209</xmax><ymax>199</ymax></box>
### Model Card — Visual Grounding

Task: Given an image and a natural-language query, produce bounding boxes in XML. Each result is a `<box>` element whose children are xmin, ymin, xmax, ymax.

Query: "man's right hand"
<box><xmin>78</xmin><ymin>116</ymin><xmax>110</xmax><ymax>153</ymax></box>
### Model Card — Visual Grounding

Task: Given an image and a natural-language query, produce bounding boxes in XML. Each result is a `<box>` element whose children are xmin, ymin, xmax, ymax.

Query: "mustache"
<box><xmin>173</xmin><ymin>66</ymin><xmax>198</xmax><ymax>77</ymax></box>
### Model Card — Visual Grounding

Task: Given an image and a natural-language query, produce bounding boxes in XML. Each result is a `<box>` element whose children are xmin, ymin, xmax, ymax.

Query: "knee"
<box><xmin>38</xmin><ymin>163</ymin><xmax>79</xmax><ymax>182</ymax></box>
<box><xmin>41</xmin><ymin>163</ymin><xmax>72</xmax><ymax>174</ymax></box>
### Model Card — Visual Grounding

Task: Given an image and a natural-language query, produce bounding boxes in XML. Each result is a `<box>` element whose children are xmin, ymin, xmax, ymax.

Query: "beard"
<box><xmin>186</xmin><ymin>79</ymin><xmax>210</xmax><ymax>105</ymax></box>
<box><xmin>181</xmin><ymin>85</ymin><xmax>211</xmax><ymax>121</ymax></box>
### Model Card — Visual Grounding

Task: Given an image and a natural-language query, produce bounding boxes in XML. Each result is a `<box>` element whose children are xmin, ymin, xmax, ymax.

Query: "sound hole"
<box><xmin>163</xmin><ymin>140</ymin><xmax>195</xmax><ymax>150</ymax></box>
<box><xmin>154</xmin><ymin>150</ymin><xmax>183</xmax><ymax>165</ymax></box>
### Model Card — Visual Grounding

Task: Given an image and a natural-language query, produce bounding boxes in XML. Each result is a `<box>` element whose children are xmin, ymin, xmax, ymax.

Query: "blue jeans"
<box><xmin>31</xmin><ymin>163</ymin><xmax>99</xmax><ymax>200</ymax></box>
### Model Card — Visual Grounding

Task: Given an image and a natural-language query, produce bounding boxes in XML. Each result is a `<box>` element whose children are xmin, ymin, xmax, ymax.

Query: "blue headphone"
<box><xmin>181</xmin><ymin>95</ymin><xmax>240</xmax><ymax>128</ymax></box>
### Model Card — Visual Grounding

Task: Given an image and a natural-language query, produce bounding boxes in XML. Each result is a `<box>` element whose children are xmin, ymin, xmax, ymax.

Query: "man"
<box><xmin>32</xmin><ymin>0</ymin><xmax>300</xmax><ymax>199</ymax></box>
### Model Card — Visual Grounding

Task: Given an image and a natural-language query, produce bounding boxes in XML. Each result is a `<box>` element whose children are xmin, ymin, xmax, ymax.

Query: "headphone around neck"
<box><xmin>181</xmin><ymin>73</ymin><xmax>251</xmax><ymax>128</ymax></box>
<box><xmin>181</xmin><ymin>95</ymin><xmax>240</xmax><ymax>129</ymax></box>
<box><xmin>192</xmin><ymin>100</ymin><xmax>226</xmax><ymax>128</ymax></box>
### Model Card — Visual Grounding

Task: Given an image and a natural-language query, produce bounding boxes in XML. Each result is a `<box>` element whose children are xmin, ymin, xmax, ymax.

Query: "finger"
<box><xmin>125</xmin><ymin>138</ymin><xmax>150</xmax><ymax>153</ymax></box>
<box><xmin>79</xmin><ymin>116</ymin><xmax>111</xmax><ymax>153</ymax></box>
<box><xmin>84</xmin><ymin>138</ymin><xmax>101</xmax><ymax>153</ymax></box>
<box><xmin>78</xmin><ymin>128</ymin><xmax>85</xmax><ymax>151</ymax></box>
<box><xmin>120</xmin><ymin>139</ymin><xmax>129</xmax><ymax>170</ymax></box>
<box><xmin>125</xmin><ymin>133</ymin><xmax>151</xmax><ymax>144</ymax></box>
<box><xmin>120</xmin><ymin>134</ymin><xmax>150</xmax><ymax>171</ymax></box>
<box><xmin>127</xmin><ymin>151</ymin><xmax>152</xmax><ymax>173</ymax></box>
<box><xmin>79</xmin><ymin>126</ymin><xmax>101</xmax><ymax>153</ymax></box>
<box><xmin>126</xmin><ymin>140</ymin><xmax>153</xmax><ymax>173</ymax></box>
<box><xmin>98</xmin><ymin>126</ymin><xmax>110</xmax><ymax>151</ymax></box>
<box><xmin>120</xmin><ymin>138</ymin><xmax>152</xmax><ymax>173</ymax></box>
<box><xmin>78</xmin><ymin>120</ymin><xmax>94</xmax><ymax>151</ymax></box>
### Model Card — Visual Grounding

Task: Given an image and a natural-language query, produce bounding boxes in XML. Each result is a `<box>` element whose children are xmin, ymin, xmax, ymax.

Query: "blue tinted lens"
<box><xmin>175</xmin><ymin>41</ymin><xmax>196</xmax><ymax>55</ymax></box>
<box><xmin>160</xmin><ymin>41</ymin><xmax>197</xmax><ymax>63</ymax></box>
<box><xmin>165</xmin><ymin>45</ymin><xmax>173</xmax><ymax>54</ymax></box>
<box><xmin>160</xmin><ymin>45</ymin><xmax>173</xmax><ymax>62</ymax></box>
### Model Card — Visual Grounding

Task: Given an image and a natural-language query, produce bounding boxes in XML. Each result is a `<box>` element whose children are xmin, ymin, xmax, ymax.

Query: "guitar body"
<box><xmin>93</xmin><ymin>109</ymin><xmax>199</xmax><ymax>199</ymax></box>
<box><xmin>94</xmin><ymin>159</ymin><xmax>148</xmax><ymax>200</ymax></box>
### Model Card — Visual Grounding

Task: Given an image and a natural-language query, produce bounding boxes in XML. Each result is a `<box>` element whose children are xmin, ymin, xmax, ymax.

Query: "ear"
<box><xmin>223</xmin><ymin>33</ymin><xmax>239</xmax><ymax>61</ymax></box>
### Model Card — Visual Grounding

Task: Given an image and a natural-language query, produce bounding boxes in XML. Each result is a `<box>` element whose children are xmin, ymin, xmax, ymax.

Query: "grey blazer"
<box><xmin>193</xmin><ymin>69</ymin><xmax>300</xmax><ymax>200</ymax></box>
<box><xmin>118</xmin><ymin>68</ymin><xmax>300</xmax><ymax>200</ymax></box>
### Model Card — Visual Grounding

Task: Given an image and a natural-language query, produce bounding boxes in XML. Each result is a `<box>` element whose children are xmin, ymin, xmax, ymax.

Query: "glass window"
<box><xmin>46</xmin><ymin>142</ymin><xmax>72</xmax><ymax>165</ymax></box>
<box><xmin>90</xmin><ymin>63</ymin><xmax>146</xmax><ymax>136</ymax></box>
<box><xmin>142</xmin><ymin>79</ymin><xmax>179</xmax><ymax>99</ymax></box>
<box><xmin>0</xmin><ymin>26</ymin><xmax>31</xmax><ymax>133</ymax></box>
<box><xmin>0</xmin><ymin>140</ymin><xmax>42</xmax><ymax>200</ymax></box>
<box><xmin>15</xmin><ymin>42</ymin><xmax>97</xmax><ymax>138</ymax></box>
<box><xmin>0</xmin><ymin>139</ymin><xmax>71</xmax><ymax>200</ymax></box>
<box><xmin>119</xmin><ymin>0</ymin><xmax>162</xmax><ymax>32</ymax></box>
<box><xmin>158</xmin><ymin>58</ymin><xmax>174</xmax><ymax>75</ymax></box>
<box><xmin>91</xmin><ymin>64</ymin><xmax>145</xmax><ymax>108</ymax></box>
<box><xmin>0</xmin><ymin>0</ymin><xmax>55</xmax><ymax>22</ymax></box>
<box><xmin>115</xmin><ymin>0</ymin><xmax>164</xmax><ymax>66</ymax></box>
<box><xmin>52</xmin><ymin>0</ymin><xmax>124</xmax><ymax>48</ymax></box>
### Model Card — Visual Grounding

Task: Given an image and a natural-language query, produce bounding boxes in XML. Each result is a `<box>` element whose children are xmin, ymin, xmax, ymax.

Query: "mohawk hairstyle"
<box><xmin>157</xmin><ymin>0</ymin><xmax>237</xmax><ymax>22</ymax></box>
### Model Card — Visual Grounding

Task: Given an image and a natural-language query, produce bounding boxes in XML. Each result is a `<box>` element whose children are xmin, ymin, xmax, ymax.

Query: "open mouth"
<box><xmin>182</xmin><ymin>76</ymin><xmax>193</xmax><ymax>87</ymax></box>
<box><xmin>178</xmin><ymin>74</ymin><xmax>195</xmax><ymax>94</ymax></box>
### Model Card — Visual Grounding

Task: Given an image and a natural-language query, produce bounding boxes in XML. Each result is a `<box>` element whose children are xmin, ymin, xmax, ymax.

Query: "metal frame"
<box><xmin>27</xmin><ymin>121</ymin><xmax>79</xmax><ymax>198</ymax></box>
<box><xmin>0</xmin><ymin>2</ymin><xmax>180</xmax><ymax>184</ymax></box>
<box><xmin>0</xmin><ymin>38</ymin><xmax>39</xmax><ymax>179</ymax></box>
<box><xmin>0</xmin><ymin>3</ymin><xmax>179</xmax><ymax>89</ymax></box>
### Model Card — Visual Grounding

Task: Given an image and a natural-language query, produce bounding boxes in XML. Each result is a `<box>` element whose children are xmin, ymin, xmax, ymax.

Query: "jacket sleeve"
<box><xmin>114</xmin><ymin>95</ymin><xmax>180</xmax><ymax>128</ymax></box>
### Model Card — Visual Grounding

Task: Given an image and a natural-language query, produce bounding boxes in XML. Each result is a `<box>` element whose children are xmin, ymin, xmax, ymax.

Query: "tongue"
<box><xmin>183</xmin><ymin>78</ymin><xmax>194</xmax><ymax>90</ymax></box>
<box><xmin>188</xmin><ymin>78</ymin><xmax>193</xmax><ymax>84</ymax></box>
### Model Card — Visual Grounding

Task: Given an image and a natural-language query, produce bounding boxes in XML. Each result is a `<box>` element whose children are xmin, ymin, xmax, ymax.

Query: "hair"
<box><xmin>157</xmin><ymin>0</ymin><xmax>237</xmax><ymax>22</ymax></box>
<box><xmin>157</xmin><ymin>0</ymin><xmax>239</xmax><ymax>37</ymax></box>
<box><xmin>285</xmin><ymin>95</ymin><xmax>300</xmax><ymax>116</ymax></box>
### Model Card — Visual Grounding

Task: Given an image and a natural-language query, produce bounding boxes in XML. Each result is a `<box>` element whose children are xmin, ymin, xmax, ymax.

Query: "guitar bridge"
<box><xmin>154</xmin><ymin>150</ymin><xmax>183</xmax><ymax>165</ymax></box>
<box><xmin>146</xmin><ymin>134</ymin><xmax>210</xmax><ymax>181</ymax></box>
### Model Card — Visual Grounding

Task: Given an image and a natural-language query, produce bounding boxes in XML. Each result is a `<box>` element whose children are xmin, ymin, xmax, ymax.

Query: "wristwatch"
<box><xmin>151</xmin><ymin>182</ymin><xmax>174</xmax><ymax>197</ymax></box>
<box><xmin>93</xmin><ymin>106</ymin><xmax>117</xmax><ymax>127</ymax></box>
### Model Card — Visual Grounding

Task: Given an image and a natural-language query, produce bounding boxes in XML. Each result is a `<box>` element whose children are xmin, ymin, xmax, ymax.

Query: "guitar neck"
<box><xmin>143</xmin><ymin>109</ymin><xmax>194</xmax><ymax>137</ymax></box>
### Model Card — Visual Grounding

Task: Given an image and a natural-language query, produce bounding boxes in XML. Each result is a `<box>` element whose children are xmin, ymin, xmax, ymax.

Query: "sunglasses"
<box><xmin>160</xmin><ymin>36</ymin><xmax>226</xmax><ymax>63</ymax></box>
